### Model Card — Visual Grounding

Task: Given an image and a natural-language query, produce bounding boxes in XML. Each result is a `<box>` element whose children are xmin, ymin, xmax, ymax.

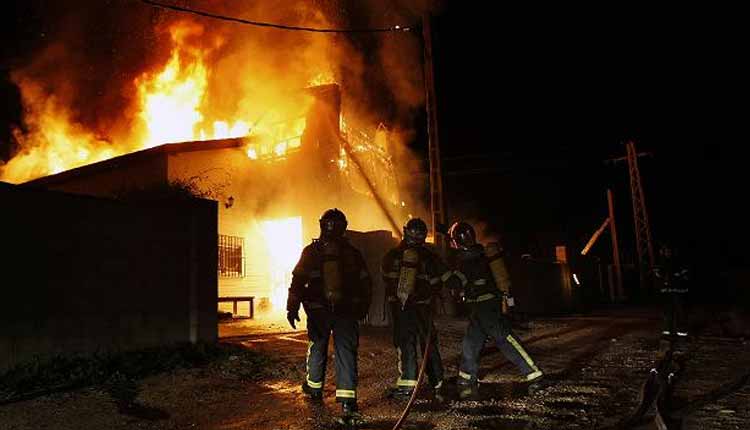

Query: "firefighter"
<box><xmin>286</xmin><ymin>208</ymin><xmax>372</xmax><ymax>424</ymax></box>
<box><xmin>652</xmin><ymin>243</ymin><xmax>689</xmax><ymax>339</ymax></box>
<box><xmin>448</xmin><ymin>221</ymin><xmax>544</xmax><ymax>399</ymax></box>
<box><xmin>381</xmin><ymin>218</ymin><xmax>459</xmax><ymax>401</ymax></box>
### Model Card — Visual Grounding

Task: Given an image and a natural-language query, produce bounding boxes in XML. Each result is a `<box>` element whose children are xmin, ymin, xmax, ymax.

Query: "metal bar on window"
<box><xmin>218</xmin><ymin>234</ymin><xmax>245</xmax><ymax>278</ymax></box>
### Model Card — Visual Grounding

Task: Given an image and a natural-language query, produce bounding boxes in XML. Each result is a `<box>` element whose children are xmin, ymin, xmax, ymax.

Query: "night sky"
<box><xmin>1</xmin><ymin>2</ymin><xmax>746</xmax><ymax>283</ymax></box>
<box><xmin>430</xmin><ymin>4</ymin><xmax>747</xmax><ymax>279</ymax></box>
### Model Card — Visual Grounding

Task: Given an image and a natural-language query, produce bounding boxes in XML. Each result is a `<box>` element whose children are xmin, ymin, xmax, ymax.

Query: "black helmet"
<box><xmin>403</xmin><ymin>218</ymin><xmax>428</xmax><ymax>246</ymax></box>
<box><xmin>448</xmin><ymin>221</ymin><xmax>476</xmax><ymax>250</ymax></box>
<box><xmin>319</xmin><ymin>208</ymin><xmax>347</xmax><ymax>240</ymax></box>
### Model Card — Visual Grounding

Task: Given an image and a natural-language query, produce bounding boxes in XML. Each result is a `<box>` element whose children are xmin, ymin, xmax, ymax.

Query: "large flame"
<box><xmin>0</xmin><ymin>78</ymin><xmax>119</xmax><ymax>182</ymax></box>
<box><xmin>0</xmin><ymin>20</ymin><xmax>316</xmax><ymax>183</ymax></box>
<box><xmin>261</xmin><ymin>217</ymin><xmax>303</xmax><ymax>310</ymax></box>
<box><xmin>137</xmin><ymin>39</ymin><xmax>209</xmax><ymax>147</ymax></box>
<box><xmin>136</xmin><ymin>22</ymin><xmax>251</xmax><ymax>147</ymax></box>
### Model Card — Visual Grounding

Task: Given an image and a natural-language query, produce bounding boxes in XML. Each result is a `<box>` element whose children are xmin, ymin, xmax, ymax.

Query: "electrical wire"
<box><xmin>140</xmin><ymin>0</ymin><xmax>414</xmax><ymax>33</ymax></box>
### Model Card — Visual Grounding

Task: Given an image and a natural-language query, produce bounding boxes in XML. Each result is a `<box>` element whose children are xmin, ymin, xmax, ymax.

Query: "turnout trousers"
<box><xmin>458</xmin><ymin>298</ymin><xmax>540</xmax><ymax>383</ymax></box>
<box><xmin>303</xmin><ymin>305</ymin><xmax>359</xmax><ymax>403</ymax></box>
<box><xmin>390</xmin><ymin>302</ymin><xmax>444</xmax><ymax>390</ymax></box>
<box><xmin>662</xmin><ymin>291</ymin><xmax>688</xmax><ymax>336</ymax></box>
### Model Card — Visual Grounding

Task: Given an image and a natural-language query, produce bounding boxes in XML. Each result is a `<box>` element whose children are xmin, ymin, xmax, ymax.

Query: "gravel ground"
<box><xmin>1</xmin><ymin>308</ymin><xmax>748</xmax><ymax>430</ymax></box>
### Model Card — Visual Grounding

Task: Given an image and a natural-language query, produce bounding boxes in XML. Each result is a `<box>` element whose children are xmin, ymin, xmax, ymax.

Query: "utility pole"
<box><xmin>422</xmin><ymin>13</ymin><xmax>446</xmax><ymax>256</ymax></box>
<box><xmin>626</xmin><ymin>140</ymin><xmax>656</xmax><ymax>290</ymax></box>
<box><xmin>608</xmin><ymin>189</ymin><xmax>624</xmax><ymax>301</ymax></box>
<box><xmin>606</xmin><ymin>141</ymin><xmax>655</xmax><ymax>291</ymax></box>
<box><xmin>422</xmin><ymin>14</ymin><xmax>454</xmax><ymax>317</ymax></box>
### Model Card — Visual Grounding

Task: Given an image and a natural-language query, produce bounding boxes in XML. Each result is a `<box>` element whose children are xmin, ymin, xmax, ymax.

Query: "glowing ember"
<box><xmin>261</xmin><ymin>217</ymin><xmax>303</xmax><ymax>309</ymax></box>
<box><xmin>308</xmin><ymin>71</ymin><xmax>335</xmax><ymax>87</ymax></box>
<box><xmin>274</xmin><ymin>142</ymin><xmax>287</xmax><ymax>157</ymax></box>
<box><xmin>243</xmin><ymin>116</ymin><xmax>306</xmax><ymax>161</ymax></box>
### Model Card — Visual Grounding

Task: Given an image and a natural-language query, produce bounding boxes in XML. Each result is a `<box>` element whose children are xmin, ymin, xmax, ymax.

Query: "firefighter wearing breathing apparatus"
<box><xmin>448</xmin><ymin>221</ymin><xmax>544</xmax><ymax>399</ymax></box>
<box><xmin>381</xmin><ymin>218</ymin><xmax>459</xmax><ymax>401</ymax></box>
<box><xmin>286</xmin><ymin>208</ymin><xmax>372</xmax><ymax>423</ymax></box>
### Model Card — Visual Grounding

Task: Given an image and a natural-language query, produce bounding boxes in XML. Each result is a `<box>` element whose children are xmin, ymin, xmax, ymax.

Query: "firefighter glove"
<box><xmin>287</xmin><ymin>310</ymin><xmax>300</xmax><ymax>329</ymax></box>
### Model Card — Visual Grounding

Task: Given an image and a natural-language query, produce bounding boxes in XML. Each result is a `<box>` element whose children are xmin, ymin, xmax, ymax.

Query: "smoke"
<box><xmin>324</xmin><ymin>0</ymin><xmax>444</xmax><ymax>232</ymax></box>
<box><xmin>0</xmin><ymin>0</ymin><xmax>442</xmax><ymax>220</ymax></box>
<box><xmin>1</xmin><ymin>0</ymin><xmax>173</xmax><ymax>181</ymax></box>
<box><xmin>7</xmin><ymin>0</ymin><xmax>169</xmax><ymax>138</ymax></box>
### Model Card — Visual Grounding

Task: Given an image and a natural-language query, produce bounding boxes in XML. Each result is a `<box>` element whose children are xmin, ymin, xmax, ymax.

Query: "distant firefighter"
<box><xmin>652</xmin><ymin>243</ymin><xmax>690</xmax><ymax>338</ymax></box>
<box><xmin>286</xmin><ymin>208</ymin><xmax>371</xmax><ymax>425</ymax></box>
<box><xmin>448</xmin><ymin>221</ymin><xmax>544</xmax><ymax>399</ymax></box>
<box><xmin>381</xmin><ymin>218</ymin><xmax>459</xmax><ymax>401</ymax></box>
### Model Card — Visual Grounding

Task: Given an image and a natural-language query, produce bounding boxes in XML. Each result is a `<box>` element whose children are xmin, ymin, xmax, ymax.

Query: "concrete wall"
<box><xmin>347</xmin><ymin>230</ymin><xmax>399</xmax><ymax>327</ymax></box>
<box><xmin>0</xmin><ymin>183</ymin><xmax>217</xmax><ymax>372</ymax></box>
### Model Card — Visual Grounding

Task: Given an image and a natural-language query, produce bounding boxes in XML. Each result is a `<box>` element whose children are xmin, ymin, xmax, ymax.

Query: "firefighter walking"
<box><xmin>286</xmin><ymin>208</ymin><xmax>371</xmax><ymax>424</ymax></box>
<box><xmin>381</xmin><ymin>218</ymin><xmax>458</xmax><ymax>401</ymax></box>
<box><xmin>448</xmin><ymin>221</ymin><xmax>544</xmax><ymax>399</ymax></box>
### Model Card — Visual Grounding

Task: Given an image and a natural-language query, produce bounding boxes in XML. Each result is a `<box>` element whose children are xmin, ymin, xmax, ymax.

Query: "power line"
<box><xmin>140</xmin><ymin>0</ymin><xmax>414</xmax><ymax>33</ymax></box>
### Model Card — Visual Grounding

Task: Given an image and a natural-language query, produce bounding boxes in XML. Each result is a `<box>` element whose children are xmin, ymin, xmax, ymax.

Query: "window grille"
<box><xmin>218</xmin><ymin>234</ymin><xmax>245</xmax><ymax>278</ymax></box>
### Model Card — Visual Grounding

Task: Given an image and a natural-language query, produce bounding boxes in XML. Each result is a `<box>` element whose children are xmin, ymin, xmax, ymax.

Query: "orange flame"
<box><xmin>137</xmin><ymin>47</ymin><xmax>208</xmax><ymax>146</ymax></box>
<box><xmin>0</xmin><ymin>78</ymin><xmax>118</xmax><ymax>183</ymax></box>
<box><xmin>0</xmin><ymin>20</ymin><xmax>319</xmax><ymax>183</ymax></box>
<box><xmin>261</xmin><ymin>217</ymin><xmax>303</xmax><ymax>310</ymax></box>
<box><xmin>136</xmin><ymin>22</ymin><xmax>252</xmax><ymax>147</ymax></box>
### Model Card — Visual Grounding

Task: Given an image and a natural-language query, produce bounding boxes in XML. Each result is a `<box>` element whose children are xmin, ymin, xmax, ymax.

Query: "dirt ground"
<box><xmin>1</xmin><ymin>307</ymin><xmax>749</xmax><ymax>430</ymax></box>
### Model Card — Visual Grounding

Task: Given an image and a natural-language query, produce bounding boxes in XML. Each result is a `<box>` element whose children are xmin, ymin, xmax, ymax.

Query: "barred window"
<box><xmin>218</xmin><ymin>234</ymin><xmax>245</xmax><ymax>278</ymax></box>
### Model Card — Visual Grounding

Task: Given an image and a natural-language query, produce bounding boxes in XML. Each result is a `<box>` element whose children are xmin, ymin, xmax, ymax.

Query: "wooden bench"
<box><xmin>218</xmin><ymin>296</ymin><xmax>255</xmax><ymax>319</ymax></box>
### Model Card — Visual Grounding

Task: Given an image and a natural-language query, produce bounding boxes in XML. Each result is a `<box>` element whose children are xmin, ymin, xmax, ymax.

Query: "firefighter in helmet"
<box><xmin>448</xmin><ymin>221</ymin><xmax>544</xmax><ymax>399</ymax></box>
<box><xmin>286</xmin><ymin>208</ymin><xmax>372</xmax><ymax>424</ymax></box>
<box><xmin>381</xmin><ymin>218</ymin><xmax>459</xmax><ymax>401</ymax></box>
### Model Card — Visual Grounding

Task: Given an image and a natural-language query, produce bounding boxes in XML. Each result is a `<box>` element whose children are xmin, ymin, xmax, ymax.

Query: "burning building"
<box><xmin>22</xmin><ymin>83</ymin><xmax>404</xmax><ymax>320</ymax></box>
<box><xmin>1</xmin><ymin>6</ymin><xmax>433</xmax><ymax>327</ymax></box>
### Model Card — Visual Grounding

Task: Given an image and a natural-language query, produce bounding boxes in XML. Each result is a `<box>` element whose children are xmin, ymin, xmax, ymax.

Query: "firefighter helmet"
<box><xmin>320</xmin><ymin>208</ymin><xmax>348</xmax><ymax>240</ymax></box>
<box><xmin>448</xmin><ymin>221</ymin><xmax>477</xmax><ymax>250</ymax></box>
<box><xmin>403</xmin><ymin>218</ymin><xmax>428</xmax><ymax>246</ymax></box>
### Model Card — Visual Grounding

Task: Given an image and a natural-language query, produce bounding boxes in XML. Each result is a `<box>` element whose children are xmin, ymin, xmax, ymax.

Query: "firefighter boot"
<box><xmin>523</xmin><ymin>369</ymin><xmax>546</xmax><ymax>395</ymax></box>
<box><xmin>336</xmin><ymin>401</ymin><xmax>364</xmax><ymax>426</ymax></box>
<box><xmin>388</xmin><ymin>386</ymin><xmax>414</xmax><ymax>400</ymax></box>
<box><xmin>301</xmin><ymin>382</ymin><xmax>323</xmax><ymax>401</ymax></box>
<box><xmin>456</xmin><ymin>378</ymin><xmax>479</xmax><ymax>400</ymax></box>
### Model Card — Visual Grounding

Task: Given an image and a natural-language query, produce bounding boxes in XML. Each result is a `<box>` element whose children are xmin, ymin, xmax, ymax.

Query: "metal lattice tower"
<box><xmin>626</xmin><ymin>140</ymin><xmax>656</xmax><ymax>289</ymax></box>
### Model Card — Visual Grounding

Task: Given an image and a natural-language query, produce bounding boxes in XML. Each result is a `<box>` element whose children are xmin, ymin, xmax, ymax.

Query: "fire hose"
<box><xmin>339</xmin><ymin>125</ymin><xmax>437</xmax><ymax>429</ymax></box>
